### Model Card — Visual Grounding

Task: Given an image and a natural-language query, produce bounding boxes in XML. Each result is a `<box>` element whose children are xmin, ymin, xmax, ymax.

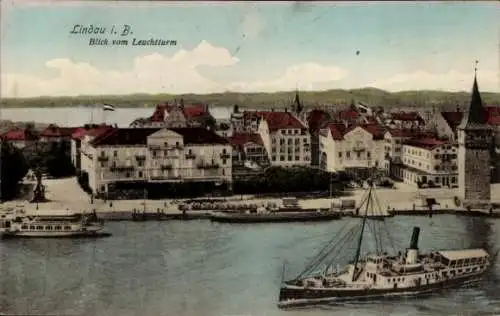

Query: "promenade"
<box><xmin>4</xmin><ymin>177</ymin><xmax>500</xmax><ymax>220</ymax></box>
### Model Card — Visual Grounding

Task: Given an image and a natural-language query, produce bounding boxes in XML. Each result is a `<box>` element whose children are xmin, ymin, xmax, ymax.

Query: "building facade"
<box><xmin>258</xmin><ymin>111</ymin><xmax>311</xmax><ymax>167</ymax></box>
<box><xmin>401</xmin><ymin>138</ymin><xmax>458</xmax><ymax>188</ymax></box>
<box><xmin>82</xmin><ymin>127</ymin><xmax>232</xmax><ymax>196</ymax></box>
<box><xmin>228</xmin><ymin>133</ymin><xmax>267</xmax><ymax>167</ymax></box>
<box><xmin>319</xmin><ymin>123</ymin><xmax>385</xmax><ymax>178</ymax></box>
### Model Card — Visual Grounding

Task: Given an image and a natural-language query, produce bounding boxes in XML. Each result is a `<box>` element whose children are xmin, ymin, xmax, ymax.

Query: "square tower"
<box><xmin>457</xmin><ymin>74</ymin><xmax>492</xmax><ymax>207</ymax></box>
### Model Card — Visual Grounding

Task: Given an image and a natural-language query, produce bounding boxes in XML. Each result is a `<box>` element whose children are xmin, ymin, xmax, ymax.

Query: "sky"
<box><xmin>1</xmin><ymin>1</ymin><xmax>499</xmax><ymax>98</ymax></box>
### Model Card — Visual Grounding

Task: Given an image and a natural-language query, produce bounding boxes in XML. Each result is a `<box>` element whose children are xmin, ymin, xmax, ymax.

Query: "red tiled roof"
<box><xmin>90</xmin><ymin>128</ymin><xmax>161</xmax><ymax>146</ymax></box>
<box><xmin>307</xmin><ymin>109</ymin><xmax>331</xmax><ymax>132</ymax></box>
<box><xmin>323</xmin><ymin>123</ymin><xmax>348</xmax><ymax>140</ymax></box>
<box><xmin>260</xmin><ymin>112</ymin><xmax>306</xmax><ymax>131</ymax></box>
<box><xmin>390</xmin><ymin>111</ymin><xmax>423</xmax><ymax>122</ymax></box>
<box><xmin>356</xmin><ymin>124</ymin><xmax>385</xmax><ymax>140</ymax></box>
<box><xmin>338</xmin><ymin>109</ymin><xmax>359</xmax><ymax>121</ymax></box>
<box><xmin>228</xmin><ymin>133</ymin><xmax>263</xmax><ymax>150</ymax></box>
<box><xmin>386</xmin><ymin>128</ymin><xmax>418</xmax><ymax>138</ymax></box>
<box><xmin>486</xmin><ymin>106</ymin><xmax>500</xmax><ymax>125</ymax></box>
<box><xmin>404</xmin><ymin>137</ymin><xmax>448</xmax><ymax>150</ymax></box>
<box><xmin>169</xmin><ymin>127</ymin><xmax>229</xmax><ymax>145</ymax></box>
<box><xmin>1</xmin><ymin>128</ymin><xmax>26</xmax><ymax>141</ymax></box>
<box><xmin>441</xmin><ymin>111</ymin><xmax>463</xmax><ymax>129</ymax></box>
<box><xmin>71</xmin><ymin>125</ymin><xmax>113</xmax><ymax>140</ymax></box>
<box><xmin>182</xmin><ymin>104</ymin><xmax>207</xmax><ymax>119</ymax></box>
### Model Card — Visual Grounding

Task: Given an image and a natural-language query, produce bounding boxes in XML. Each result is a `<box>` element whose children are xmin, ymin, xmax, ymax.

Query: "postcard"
<box><xmin>1</xmin><ymin>1</ymin><xmax>499</xmax><ymax>316</ymax></box>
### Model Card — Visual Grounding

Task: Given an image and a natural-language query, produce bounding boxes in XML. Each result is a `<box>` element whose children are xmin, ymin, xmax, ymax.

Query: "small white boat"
<box><xmin>0</xmin><ymin>206</ymin><xmax>111</xmax><ymax>238</ymax></box>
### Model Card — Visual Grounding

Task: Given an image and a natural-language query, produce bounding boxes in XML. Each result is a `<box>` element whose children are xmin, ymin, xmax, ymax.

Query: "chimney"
<box><xmin>405</xmin><ymin>226</ymin><xmax>420</xmax><ymax>265</ymax></box>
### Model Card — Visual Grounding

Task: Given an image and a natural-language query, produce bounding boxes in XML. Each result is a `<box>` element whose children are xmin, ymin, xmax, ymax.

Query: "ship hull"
<box><xmin>210</xmin><ymin>212</ymin><xmax>341</xmax><ymax>223</ymax></box>
<box><xmin>278</xmin><ymin>272</ymin><xmax>485</xmax><ymax>308</ymax></box>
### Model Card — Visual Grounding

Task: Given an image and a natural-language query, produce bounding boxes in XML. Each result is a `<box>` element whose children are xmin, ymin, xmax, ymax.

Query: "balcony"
<box><xmin>110</xmin><ymin>165</ymin><xmax>135</xmax><ymax>172</ymax></box>
<box><xmin>220</xmin><ymin>153</ymin><xmax>231</xmax><ymax>159</ymax></box>
<box><xmin>185</xmin><ymin>153</ymin><xmax>196</xmax><ymax>160</ymax></box>
<box><xmin>97</xmin><ymin>156</ymin><xmax>109</xmax><ymax>162</ymax></box>
<box><xmin>197</xmin><ymin>162</ymin><xmax>220</xmax><ymax>169</ymax></box>
<box><xmin>161</xmin><ymin>164</ymin><xmax>173</xmax><ymax>170</ymax></box>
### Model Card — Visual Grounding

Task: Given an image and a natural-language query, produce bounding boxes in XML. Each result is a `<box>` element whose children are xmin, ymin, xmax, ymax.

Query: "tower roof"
<box><xmin>293</xmin><ymin>90</ymin><xmax>303</xmax><ymax>114</ymax></box>
<box><xmin>458</xmin><ymin>73</ymin><xmax>488</xmax><ymax>130</ymax></box>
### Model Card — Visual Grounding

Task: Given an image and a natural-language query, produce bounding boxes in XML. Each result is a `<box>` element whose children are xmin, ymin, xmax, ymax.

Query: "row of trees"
<box><xmin>0</xmin><ymin>141</ymin><xmax>29</xmax><ymax>201</ymax></box>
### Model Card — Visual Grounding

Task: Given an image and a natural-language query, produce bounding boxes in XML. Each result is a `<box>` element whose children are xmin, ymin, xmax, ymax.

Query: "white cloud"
<box><xmin>1</xmin><ymin>40</ymin><xmax>349</xmax><ymax>98</ymax></box>
<box><xmin>368</xmin><ymin>69</ymin><xmax>499</xmax><ymax>92</ymax></box>
<box><xmin>228</xmin><ymin>62</ymin><xmax>349</xmax><ymax>92</ymax></box>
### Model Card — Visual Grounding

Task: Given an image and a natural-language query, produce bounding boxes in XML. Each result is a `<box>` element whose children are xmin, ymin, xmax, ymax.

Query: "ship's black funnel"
<box><xmin>409</xmin><ymin>227</ymin><xmax>420</xmax><ymax>249</ymax></box>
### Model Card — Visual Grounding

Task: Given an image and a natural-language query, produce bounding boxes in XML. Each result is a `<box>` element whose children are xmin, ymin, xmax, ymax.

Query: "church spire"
<box><xmin>458</xmin><ymin>60</ymin><xmax>488</xmax><ymax>130</ymax></box>
<box><xmin>294</xmin><ymin>88</ymin><xmax>303</xmax><ymax>114</ymax></box>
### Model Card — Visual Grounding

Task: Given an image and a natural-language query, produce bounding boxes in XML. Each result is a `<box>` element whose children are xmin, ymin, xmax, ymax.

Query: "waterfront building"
<box><xmin>457</xmin><ymin>73</ymin><xmax>492</xmax><ymax>207</ymax></box>
<box><xmin>319</xmin><ymin>123</ymin><xmax>385</xmax><ymax>178</ymax></box>
<box><xmin>258</xmin><ymin>110</ymin><xmax>311</xmax><ymax>167</ymax></box>
<box><xmin>383</xmin><ymin>128</ymin><xmax>418</xmax><ymax>180</ymax></box>
<box><xmin>227</xmin><ymin>133</ymin><xmax>267</xmax><ymax>167</ymax></box>
<box><xmin>71</xmin><ymin>124</ymin><xmax>113</xmax><ymax>172</ymax></box>
<box><xmin>401</xmin><ymin>138</ymin><xmax>458</xmax><ymax>188</ymax></box>
<box><xmin>82</xmin><ymin>127</ymin><xmax>231</xmax><ymax>197</ymax></box>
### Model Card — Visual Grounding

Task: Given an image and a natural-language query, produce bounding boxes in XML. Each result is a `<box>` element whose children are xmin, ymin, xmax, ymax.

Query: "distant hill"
<box><xmin>1</xmin><ymin>88</ymin><xmax>500</xmax><ymax>111</ymax></box>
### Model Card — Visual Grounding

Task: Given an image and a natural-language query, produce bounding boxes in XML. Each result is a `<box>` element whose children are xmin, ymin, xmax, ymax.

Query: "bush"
<box><xmin>1</xmin><ymin>141</ymin><xmax>29</xmax><ymax>201</ymax></box>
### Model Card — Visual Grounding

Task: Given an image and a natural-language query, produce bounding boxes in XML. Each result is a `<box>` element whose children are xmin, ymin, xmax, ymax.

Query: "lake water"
<box><xmin>1</xmin><ymin>216</ymin><xmax>499</xmax><ymax>316</ymax></box>
<box><xmin>0</xmin><ymin>106</ymin><xmax>234</xmax><ymax>127</ymax></box>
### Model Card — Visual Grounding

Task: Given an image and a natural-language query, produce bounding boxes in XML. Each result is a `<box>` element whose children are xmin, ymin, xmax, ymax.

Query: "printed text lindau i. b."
<box><xmin>69</xmin><ymin>24</ymin><xmax>177</xmax><ymax>47</ymax></box>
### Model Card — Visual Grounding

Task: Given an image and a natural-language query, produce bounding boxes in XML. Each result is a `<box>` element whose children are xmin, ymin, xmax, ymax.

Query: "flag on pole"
<box><xmin>103</xmin><ymin>103</ymin><xmax>116</xmax><ymax>112</ymax></box>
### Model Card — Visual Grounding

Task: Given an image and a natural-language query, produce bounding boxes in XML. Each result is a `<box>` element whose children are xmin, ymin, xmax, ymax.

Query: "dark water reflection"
<box><xmin>1</xmin><ymin>216</ymin><xmax>499</xmax><ymax>316</ymax></box>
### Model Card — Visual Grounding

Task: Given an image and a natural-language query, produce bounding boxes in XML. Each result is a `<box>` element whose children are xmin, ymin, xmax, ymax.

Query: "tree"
<box><xmin>1</xmin><ymin>140</ymin><xmax>29</xmax><ymax>201</ymax></box>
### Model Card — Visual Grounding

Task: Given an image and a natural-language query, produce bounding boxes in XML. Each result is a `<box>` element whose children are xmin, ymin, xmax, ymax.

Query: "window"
<box><xmin>55</xmin><ymin>226</ymin><xmax>62</xmax><ymax>230</ymax></box>
<box><xmin>138</xmin><ymin>161</ymin><xmax>144</xmax><ymax>167</ymax></box>
<box><xmin>114</xmin><ymin>150</ymin><xmax>118</xmax><ymax>157</ymax></box>
<box><xmin>45</xmin><ymin>226</ymin><xmax>53</xmax><ymax>230</ymax></box>
<box><xmin>295</xmin><ymin>156</ymin><xmax>300</xmax><ymax>161</ymax></box>
<box><xmin>138</xmin><ymin>171</ymin><xmax>143</xmax><ymax>178</ymax></box>
<box><xmin>434</xmin><ymin>154</ymin><xmax>439</xmax><ymax>159</ymax></box>
<box><xmin>126</xmin><ymin>172</ymin><xmax>131</xmax><ymax>178</ymax></box>
<box><xmin>222</xmin><ymin>158</ymin><xmax>227</xmax><ymax>165</ymax></box>
<box><xmin>64</xmin><ymin>226</ymin><xmax>71</xmax><ymax>230</ymax></box>
<box><xmin>367</xmin><ymin>152</ymin><xmax>371</xmax><ymax>159</ymax></box>
<box><xmin>272</xmin><ymin>155</ymin><xmax>276</xmax><ymax>161</ymax></box>
<box><xmin>280</xmin><ymin>155</ymin><xmax>284</xmax><ymax>161</ymax></box>
<box><xmin>346</xmin><ymin>151</ymin><xmax>351</xmax><ymax>159</ymax></box>
<box><xmin>338</xmin><ymin>152</ymin><xmax>342</xmax><ymax>158</ymax></box>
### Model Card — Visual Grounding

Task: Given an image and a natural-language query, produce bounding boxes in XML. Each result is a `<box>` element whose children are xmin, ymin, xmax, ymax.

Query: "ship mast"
<box><xmin>351</xmin><ymin>180</ymin><xmax>371</xmax><ymax>281</ymax></box>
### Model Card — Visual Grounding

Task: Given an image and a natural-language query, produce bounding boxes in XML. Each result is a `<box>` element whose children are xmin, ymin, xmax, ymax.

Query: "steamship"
<box><xmin>277</xmin><ymin>180</ymin><xmax>494</xmax><ymax>308</ymax></box>
<box><xmin>0</xmin><ymin>206</ymin><xmax>110</xmax><ymax>238</ymax></box>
